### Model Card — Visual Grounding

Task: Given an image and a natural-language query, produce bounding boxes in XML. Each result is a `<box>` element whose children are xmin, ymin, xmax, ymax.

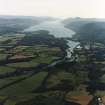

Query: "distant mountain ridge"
<box><xmin>0</xmin><ymin>16</ymin><xmax>105</xmax><ymax>35</ymax></box>
<box><xmin>62</xmin><ymin>17</ymin><xmax>105</xmax><ymax>32</ymax></box>
<box><xmin>0</xmin><ymin>15</ymin><xmax>57</xmax><ymax>34</ymax></box>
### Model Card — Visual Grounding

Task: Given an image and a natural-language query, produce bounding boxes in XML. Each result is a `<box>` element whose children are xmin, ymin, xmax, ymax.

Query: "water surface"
<box><xmin>25</xmin><ymin>20</ymin><xmax>79</xmax><ymax>58</ymax></box>
<box><xmin>25</xmin><ymin>20</ymin><xmax>75</xmax><ymax>38</ymax></box>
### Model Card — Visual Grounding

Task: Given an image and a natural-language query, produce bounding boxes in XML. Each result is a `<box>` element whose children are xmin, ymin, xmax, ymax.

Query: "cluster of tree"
<box><xmin>74</xmin><ymin>22</ymin><xmax>105</xmax><ymax>50</ymax></box>
<box><xmin>16</xmin><ymin>92</ymin><xmax>65</xmax><ymax>105</ymax></box>
<box><xmin>73</xmin><ymin>22</ymin><xmax>105</xmax><ymax>95</ymax></box>
<box><xmin>19</xmin><ymin>30</ymin><xmax>68</xmax><ymax>51</ymax></box>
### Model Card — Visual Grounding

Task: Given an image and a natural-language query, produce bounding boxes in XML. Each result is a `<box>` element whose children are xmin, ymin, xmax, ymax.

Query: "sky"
<box><xmin>0</xmin><ymin>0</ymin><xmax>105</xmax><ymax>18</ymax></box>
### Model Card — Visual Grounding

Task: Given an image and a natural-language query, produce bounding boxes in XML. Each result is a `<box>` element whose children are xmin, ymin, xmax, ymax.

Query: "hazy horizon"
<box><xmin>0</xmin><ymin>0</ymin><xmax>105</xmax><ymax>18</ymax></box>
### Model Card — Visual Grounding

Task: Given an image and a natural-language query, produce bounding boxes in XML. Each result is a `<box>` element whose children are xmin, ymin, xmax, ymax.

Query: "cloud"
<box><xmin>0</xmin><ymin>0</ymin><xmax>104</xmax><ymax>18</ymax></box>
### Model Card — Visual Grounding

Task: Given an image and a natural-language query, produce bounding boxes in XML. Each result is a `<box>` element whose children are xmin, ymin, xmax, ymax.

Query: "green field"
<box><xmin>0</xmin><ymin>72</ymin><xmax>48</xmax><ymax>95</ymax></box>
<box><xmin>0</xmin><ymin>66</ymin><xmax>16</xmax><ymax>74</ymax></box>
